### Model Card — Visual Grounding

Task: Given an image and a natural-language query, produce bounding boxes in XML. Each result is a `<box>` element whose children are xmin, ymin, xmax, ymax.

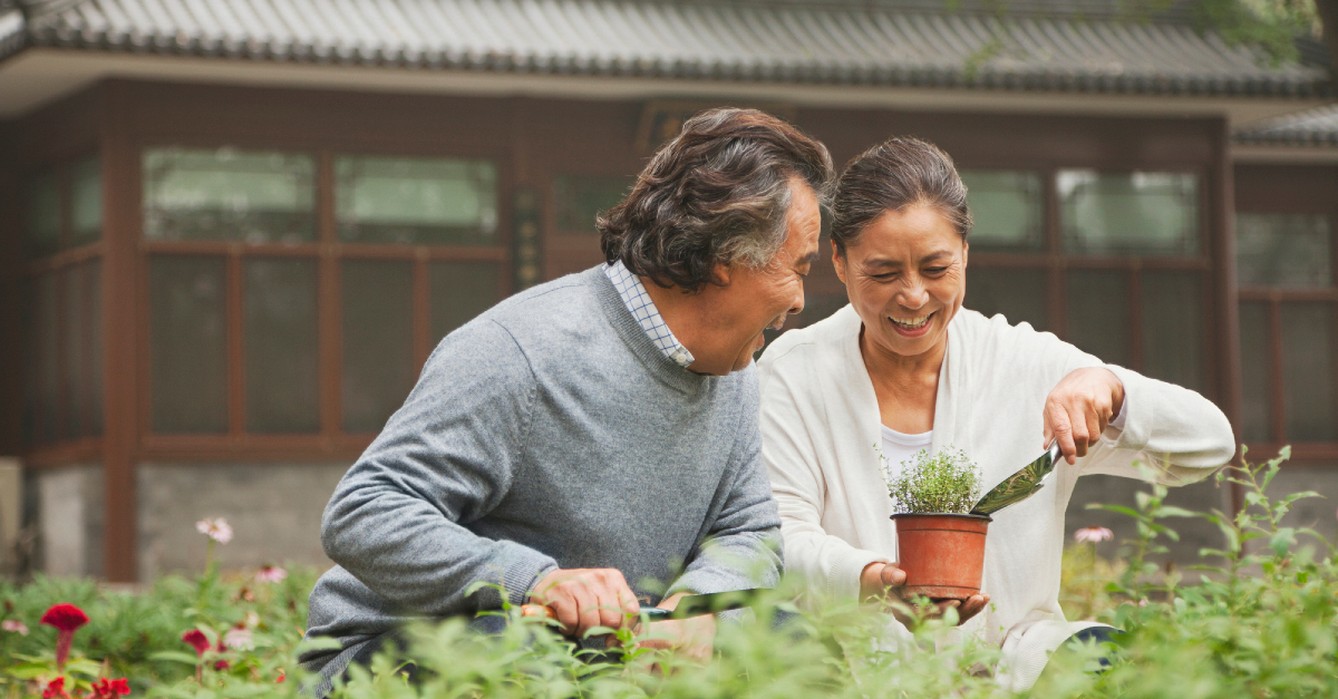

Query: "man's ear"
<box><xmin>710</xmin><ymin>261</ymin><xmax>733</xmax><ymax>287</ymax></box>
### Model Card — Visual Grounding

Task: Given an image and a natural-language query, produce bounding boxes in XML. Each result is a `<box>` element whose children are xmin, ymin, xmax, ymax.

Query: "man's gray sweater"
<box><xmin>302</xmin><ymin>266</ymin><xmax>783</xmax><ymax>687</ymax></box>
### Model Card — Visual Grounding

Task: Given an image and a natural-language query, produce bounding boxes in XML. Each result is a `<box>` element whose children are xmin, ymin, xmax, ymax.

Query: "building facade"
<box><xmin>0</xmin><ymin>0</ymin><xmax>1335</xmax><ymax>581</ymax></box>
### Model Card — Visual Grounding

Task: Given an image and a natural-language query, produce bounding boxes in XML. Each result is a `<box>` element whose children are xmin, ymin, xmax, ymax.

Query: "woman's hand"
<box><xmin>859</xmin><ymin>561</ymin><xmax>987</xmax><ymax>626</ymax></box>
<box><xmin>1043</xmin><ymin>367</ymin><xmax>1126</xmax><ymax>465</ymax></box>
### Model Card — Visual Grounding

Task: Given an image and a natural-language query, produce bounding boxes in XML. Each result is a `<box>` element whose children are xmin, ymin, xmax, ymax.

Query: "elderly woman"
<box><xmin>757</xmin><ymin>137</ymin><xmax>1235</xmax><ymax>689</ymax></box>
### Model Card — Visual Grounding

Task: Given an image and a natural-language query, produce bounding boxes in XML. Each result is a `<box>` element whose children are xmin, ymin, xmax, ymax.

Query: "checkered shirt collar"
<box><xmin>604</xmin><ymin>260</ymin><xmax>695</xmax><ymax>369</ymax></box>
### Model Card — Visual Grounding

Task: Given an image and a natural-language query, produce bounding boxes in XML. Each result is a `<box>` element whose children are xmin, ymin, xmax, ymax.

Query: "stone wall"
<box><xmin>135</xmin><ymin>462</ymin><xmax>347</xmax><ymax>580</ymax></box>
<box><xmin>32</xmin><ymin>463</ymin><xmax>104</xmax><ymax>578</ymax></box>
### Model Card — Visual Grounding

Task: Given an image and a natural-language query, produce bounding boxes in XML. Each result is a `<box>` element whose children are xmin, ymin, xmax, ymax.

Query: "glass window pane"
<box><xmin>553</xmin><ymin>174</ymin><xmax>629</xmax><ymax>233</ymax></box>
<box><xmin>62</xmin><ymin>266</ymin><xmax>90</xmax><ymax>438</ymax></box>
<box><xmin>960</xmin><ymin>171</ymin><xmax>1044</xmax><ymax>250</ymax></box>
<box><xmin>430</xmin><ymin>262</ymin><xmax>501</xmax><ymax>340</ymax></box>
<box><xmin>26</xmin><ymin>171</ymin><xmax>61</xmax><ymax>258</ymax></box>
<box><xmin>342</xmin><ymin>260</ymin><xmax>414</xmax><ymax>432</ymax></box>
<box><xmin>1238</xmin><ymin>302</ymin><xmax>1272</xmax><ymax>444</ymax></box>
<box><xmin>1059</xmin><ymin>171</ymin><xmax>1199</xmax><ymax>256</ymax></box>
<box><xmin>33</xmin><ymin>275</ymin><xmax>60</xmax><ymax>442</ymax></box>
<box><xmin>149</xmin><ymin>257</ymin><xmax>228</xmax><ymax>433</ymax></box>
<box><xmin>1142</xmin><ymin>272</ymin><xmax>1205</xmax><ymax>393</ymax></box>
<box><xmin>1065</xmin><ymin>270</ymin><xmax>1131</xmax><ymax>366</ymax></box>
<box><xmin>967</xmin><ymin>267</ymin><xmax>1049</xmax><ymax>331</ymax></box>
<box><xmin>1281</xmin><ymin>303</ymin><xmax>1336</xmax><ymax>441</ymax></box>
<box><xmin>336</xmin><ymin>156</ymin><xmax>498</xmax><ymax>245</ymax></box>
<box><xmin>1235</xmin><ymin>213</ymin><xmax>1331</xmax><ymax>288</ymax></box>
<box><xmin>143</xmin><ymin>148</ymin><xmax>316</xmax><ymax>243</ymax></box>
<box><xmin>70</xmin><ymin>157</ymin><xmax>102</xmax><ymax>246</ymax></box>
<box><xmin>244</xmin><ymin>258</ymin><xmax>319</xmax><ymax>433</ymax></box>
<box><xmin>89</xmin><ymin>261</ymin><xmax>104</xmax><ymax>437</ymax></box>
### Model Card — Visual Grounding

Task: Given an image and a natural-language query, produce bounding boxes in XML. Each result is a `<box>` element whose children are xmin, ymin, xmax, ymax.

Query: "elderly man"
<box><xmin>301</xmin><ymin>107</ymin><xmax>833</xmax><ymax>693</ymax></box>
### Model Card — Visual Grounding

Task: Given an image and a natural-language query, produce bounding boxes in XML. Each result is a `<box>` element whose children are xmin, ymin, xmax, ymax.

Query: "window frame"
<box><xmin>136</xmin><ymin>146</ymin><xmax>512</xmax><ymax>457</ymax></box>
<box><xmin>20</xmin><ymin>154</ymin><xmax>105</xmax><ymax>455</ymax></box>
<box><xmin>954</xmin><ymin>165</ymin><xmax>1218</xmax><ymax>396</ymax></box>
<box><xmin>1233</xmin><ymin>178</ymin><xmax>1338</xmax><ymax>458</ymax></box>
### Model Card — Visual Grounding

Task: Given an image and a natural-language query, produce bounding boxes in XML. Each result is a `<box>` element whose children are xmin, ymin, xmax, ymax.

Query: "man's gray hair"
<box><xmin>598</xmin><ymin>108</ymin><xmax>833</xmax><ymax>292</ymax></box>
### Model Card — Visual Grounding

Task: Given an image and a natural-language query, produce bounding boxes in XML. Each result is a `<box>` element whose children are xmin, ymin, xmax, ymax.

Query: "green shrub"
<box><xmin>884</xmin><ymin>447</ymin><xmax>982</xmax><ymax>514</ymax></box>
<box><xmin>1</xmin><ymin>448</ymin><xmax>1335</xmax><ymax>698</ymax></box>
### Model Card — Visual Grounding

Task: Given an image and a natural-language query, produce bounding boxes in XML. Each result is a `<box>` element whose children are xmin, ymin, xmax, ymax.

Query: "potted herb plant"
<box><xmin>884</xmin><ymin>447</ymin><xmax>990</xmax><ymax>601</ymax></box>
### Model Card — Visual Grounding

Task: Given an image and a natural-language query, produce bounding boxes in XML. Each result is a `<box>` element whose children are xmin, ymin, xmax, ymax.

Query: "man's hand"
<box><xmin>528</xmin><ymin>568</ymin><xmax>640</xmax><ymax>637</ymax></box>
<box><xmin>1042</xmin><ymin>367</ymin><xmax>1126</xmax><ymax>465</ymax></box>
<box><xmin>635</xmin><ymin>591</ymin><xmax>716</xmax><ymax>663</ymax></box>
<box><xmin>860</xmin><ymin>561</ymin><xmax>988</xmax><ymax>626</ymax></box>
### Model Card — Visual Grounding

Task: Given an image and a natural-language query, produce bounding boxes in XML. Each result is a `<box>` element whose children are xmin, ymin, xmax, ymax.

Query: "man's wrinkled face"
<box><xmin>704</xmin><ymin>178</ymin><xmax>822</xmax><ymax>374</ymax></box>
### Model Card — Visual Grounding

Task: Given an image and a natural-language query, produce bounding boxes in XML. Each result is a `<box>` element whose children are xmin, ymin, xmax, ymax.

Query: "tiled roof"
<box><xmin>1235</xmin><ymin>104</ymin><xmax>1338</xmax><ymax>146</ymax></box>
<box><xmin>0</xmin><ymin>0</ymin><xmax>1331</xmax><ymax>98</ymax></box>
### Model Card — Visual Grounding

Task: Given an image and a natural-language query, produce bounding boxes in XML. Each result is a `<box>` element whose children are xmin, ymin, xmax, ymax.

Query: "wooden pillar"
<box><xmin>0</xmin><ymin>122</ymin><xmax>20</xmax><ymax>454</ymax></box>
<box><xmin>100</xmin><ymin>83</ymin><xmax>139</xmax><ymax>581</ymax></box>
<box><xmin>1211</xmin><ymin>118</ymin><xmax>1244</xmax><ymax>515</ymax></box>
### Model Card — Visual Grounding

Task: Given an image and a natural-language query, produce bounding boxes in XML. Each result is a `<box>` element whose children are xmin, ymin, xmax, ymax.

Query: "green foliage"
<box><xmin>1191</xmin><ymin>0</ymin><xmax>1322</xmax><ymax>66</ymax></box>
<box><xmin>2</xmin><ymin>448</ymin><xmax>1336</xmax><ymax>698</ymax></box>
<box><xmin>884</xmin><ymin>447</ymin><xmax>982</xmax><ymax>514</ymax></box>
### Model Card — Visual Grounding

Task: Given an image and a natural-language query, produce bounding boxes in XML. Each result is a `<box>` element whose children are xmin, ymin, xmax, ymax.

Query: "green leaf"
<box><xmin>1269</xmin><ymin>528</ymin><xmax>1296</xmax><ymax>557</ymax></box>
<box><xmin>150</xmin><ymin>650</ymin><xmax>205</xmax><ymax>665</ymax></box>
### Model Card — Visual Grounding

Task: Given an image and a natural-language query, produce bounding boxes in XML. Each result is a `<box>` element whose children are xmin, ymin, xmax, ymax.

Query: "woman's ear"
<box><xmin>831</xmin><ymin>241</ymin><xmax>848</xmax><ymax>286</ymax></box>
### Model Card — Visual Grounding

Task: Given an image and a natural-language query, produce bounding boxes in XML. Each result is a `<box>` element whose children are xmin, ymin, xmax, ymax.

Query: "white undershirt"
<box><xmin>878</xmin><ymin>424</ymin><xmax>933</xmax><ymax>484</ymax></box>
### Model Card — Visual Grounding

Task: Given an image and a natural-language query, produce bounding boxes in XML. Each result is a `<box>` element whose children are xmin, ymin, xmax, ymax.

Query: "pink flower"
<box><xmin>1073</xmin><ymin>526</ymin><xmax>1114</xmax><ymax>544</ymax></box>
<box><xmin>1</xmin><ymin>619</ymin><xmax>28</xmax><ymax>635</ymax></box>
<box><xmin>89</xmin><ymin>677</ymin><xmax>131</xmax><ymax>698</ymax></box>
<box><xmin>181</xmin><ymin>629</ymin><xmax>210</xmax><ymax>656</ymax></box>
<box><xmin>41</xmin><ymin>603</ymin><xmax>89</xmax><ymax>671</ymax></box>
<box><xmin>195</xmin><ymin>518</ymin><xmax>233</xmax><ymax>544</ymax></box>
<box><xmin>223</xmin><ymin>627</ymin><xmax>254</xmax><ymax>651</ymax></box>
<box><xmin>255</xmin><ymin>564</ymin><xmax>288</xmax><ymax>583</ymax></box>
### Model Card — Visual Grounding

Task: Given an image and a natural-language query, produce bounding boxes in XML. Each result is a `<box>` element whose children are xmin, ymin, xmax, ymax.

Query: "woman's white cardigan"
<box><xmin>758</xmin><ymin>306</ymin><xmax>1235</xmax><ymax>690</ymax></box>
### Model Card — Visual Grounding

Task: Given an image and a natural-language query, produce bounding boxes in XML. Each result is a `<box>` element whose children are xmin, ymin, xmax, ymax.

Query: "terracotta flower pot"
<box><xmin>889</xmin><ymin>512</ymin><xmax>991</xmax><ymax>601</ymax></box>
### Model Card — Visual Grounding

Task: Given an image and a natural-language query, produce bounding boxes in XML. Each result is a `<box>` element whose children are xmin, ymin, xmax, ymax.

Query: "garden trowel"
<box><xmin>970</xmin><ymin>441</ymin><xmax>1062</xmax><ymax>516</ymax></box>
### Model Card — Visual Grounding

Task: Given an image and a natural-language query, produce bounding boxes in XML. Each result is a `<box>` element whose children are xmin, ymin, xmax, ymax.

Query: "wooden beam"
<box><xmin>100</xmin><ymin>83</ymin><xmax>139</xmax><ymax>582</ymax></box>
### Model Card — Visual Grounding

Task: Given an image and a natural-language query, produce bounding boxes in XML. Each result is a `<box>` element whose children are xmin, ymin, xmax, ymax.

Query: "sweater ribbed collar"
<box><xmin>585</xmin><ymin>266</ymin><xmax>713</xmax><ymax>395</ymax></box>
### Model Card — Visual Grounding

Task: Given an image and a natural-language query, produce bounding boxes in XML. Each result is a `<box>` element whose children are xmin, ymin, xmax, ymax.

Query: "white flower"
<box><xmin>223</xmin><ymin>627</ymin><xmax>254</xmax><ymax>651</ymax></box>
<box><xmin>195</xmin><ymin>517</ymin><xmax>234</xmax><ymax>544</ymax></box>
<box><xmin>1</xmin><ymin>619</ymin><xmax>28</xmax><ymax>635</ymax></box>
<box><xmin>1073</xmin><ymin>526</ymin><xmax>1114</xmax><ymax>544</ymax></box>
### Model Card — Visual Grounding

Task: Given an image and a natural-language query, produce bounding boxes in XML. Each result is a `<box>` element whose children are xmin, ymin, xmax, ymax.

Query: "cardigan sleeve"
<box><xmin>1078</xmin><ymin>364</ymin><xmax>1236</xmax><ymax>484</ymax></box>
<box><xmin>759</xmin><ymin>355</ymin><xmax>892</xmax><ymax>603</ymax></box>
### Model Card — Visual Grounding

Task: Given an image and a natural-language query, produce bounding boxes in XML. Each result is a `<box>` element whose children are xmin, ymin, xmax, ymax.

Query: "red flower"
<box><xmin>181</xmin><ymin>629</ymin><xmax>210</xmax><ymax>656</ymax></box>
<box><xmin>275</xmin><ymin>669</ymin><xmax>286</xmax><ymax>683</ymax></box>
<box><xmin>41</xmin><ymin>604</ymin><xmax>89</xmax><ymax>672</ymax></box>
<box><xmin>88</xmin><ymin>677</ymin><xmax>131</xmax><ymax>698</ymax></box>
<box><xmin>42</xmin><ymin>677</ymin><xmax>70</xmax><ymax>699</ymax></box>
<box><xmin>213</xmin><ymin>659</ymin><xmax>230</xmax><ymax>671</ymax></box>
<box><xmin>40</xmin><ymin>604</ymin><xmax>89</xmax><ymax>632</ymax></box>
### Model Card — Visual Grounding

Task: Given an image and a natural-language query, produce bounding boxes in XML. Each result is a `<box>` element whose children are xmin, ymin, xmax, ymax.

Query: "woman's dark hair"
<box><xmin>830</xmin><ymin>137</ymin><xmax>972</xmax><ymax>256</ymax></box>
<box><xmin>597</xmin><ymin>108</ymin><xmax>834</xmax><ymax>292</ymax></box>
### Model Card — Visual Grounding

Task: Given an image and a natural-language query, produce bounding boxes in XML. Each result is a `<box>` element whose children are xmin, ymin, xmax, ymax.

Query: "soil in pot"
<box><xmin>890</xmin><ymin>512</ymin><xmax>991</xmax><ymax>601</ymax></box>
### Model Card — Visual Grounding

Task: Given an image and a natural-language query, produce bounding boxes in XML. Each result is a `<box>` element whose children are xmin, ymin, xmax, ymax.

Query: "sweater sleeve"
<box><xmin>1079</xmin><ymin>364</ymin><xmax>1237</xmax><ymax>484</ymax></box>
<box><xmin>320</xmin><ymin>319</ymin><xmax>558</xmax><ymax>615</ymax></box>
<box><xmin>667</xmin><ymin>380</ymin><xmax>784</xmax><ymax>598</ymax></box>
<box><xmin>759</xmin><ymin>356</ymin><xmax>891</xmax><ymax>603</ymax></box>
